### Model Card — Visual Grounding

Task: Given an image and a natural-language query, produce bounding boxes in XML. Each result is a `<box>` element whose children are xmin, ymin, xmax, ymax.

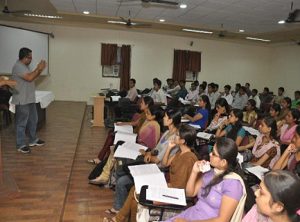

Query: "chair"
<box><xmin>0</xmin><ymin>86</ymin><xmax>12</xmax><ymax>126</ymax></box>
<box><xmin>254</xmin><ymin>119</ymin><xmax>262</xmax><ymax>130</ymax></box>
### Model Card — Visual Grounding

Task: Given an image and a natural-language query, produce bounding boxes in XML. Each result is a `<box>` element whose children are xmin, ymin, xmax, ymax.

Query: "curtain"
<box><xmin>120</xmin><ymin>45</ymin><xmax>131</xmax><ymax>91</ymax></box>
<box><xmin>186</xmin><ymin>51</ymin><xmax>201</xmax><ymax>72</ymax></box>
<box><xmin>101</xmin><ymin>43</ymin><xmax>118</xmax><ymax>65</ymax></box>
<box><xmin>172</xmin><ymin>50</ymin><xmax>187</xmax><ymax>81</ymax></box>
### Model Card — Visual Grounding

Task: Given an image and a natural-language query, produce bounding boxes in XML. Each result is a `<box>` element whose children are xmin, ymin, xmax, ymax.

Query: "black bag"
<box><xmin>88</xmin><ymin>157</ymin><xmax>108</xmax><ymax>180</ymax></box>
<box><xmin>116</xmin><ymin>155</ymin><xmax>145</xmax><ymax>177</ymax></box>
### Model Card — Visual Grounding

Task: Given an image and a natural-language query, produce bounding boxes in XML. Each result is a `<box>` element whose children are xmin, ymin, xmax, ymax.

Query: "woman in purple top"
<box><xmin>163</xmin><ymin>137</ymin><xmax>245</xmax><ymax>222</ymax></box>
<box><xmin>183</xmin><ymin>95</ymin><xmax>211</xmax><ymax>129</ymax></box>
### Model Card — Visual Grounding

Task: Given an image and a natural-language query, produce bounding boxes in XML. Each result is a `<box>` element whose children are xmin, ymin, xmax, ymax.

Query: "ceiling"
<box><xmin>1</xmin><ymin>0</ymin><xmax>300</xmax><ymax>44</ymax></box>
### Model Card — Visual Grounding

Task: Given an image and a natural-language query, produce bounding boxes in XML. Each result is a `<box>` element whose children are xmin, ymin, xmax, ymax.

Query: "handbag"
<box><xmin>134</xmin><ymin>191</ymin><xmax>150</xmax><ymax>222</ymax></box>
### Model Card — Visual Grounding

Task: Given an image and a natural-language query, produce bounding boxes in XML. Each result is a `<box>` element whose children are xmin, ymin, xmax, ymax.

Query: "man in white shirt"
<box><xmin>202</xmin><ymin>81</ymin><xmax>208</xmax><ymax>95</ymax></box>
<box><xmin>207</xmin><ymin>83</ymin><xmax>218</xmax><ymax>109</ymax></box>
<box><xmin>221</xmin><ymin>85</ymin><xmax>233</xmax><ymax>105</ymax></box>
<box><xmin>125</xmin><ymin>78</ymin><xmax>138</xmax><ymax>102</ymax></box>
<box><xmin>214</xmin><ymin>84</ymin><xmax>220</xmax><ymax>99</ymax></box>
<box><xmin>232</xmin><ymin>86</ymin><xmax>248</xmax><ymax>110</ymax></box>
<box><xmin>151</xmin><ymin>79</ymin><xmax>167</xmax><ymax>106</ymax></box>
<box><xmin>167</xmin><ymin>80</ymin><xmax>180</xmax><ymax>96</ymax></box>
<box><xmin>248</xmin><ymin>89</ymin><xmax>261</xmax><ymax>109</ymax></box>
<box><xmin>185</xmin><ymin>82</ymin><xmax>198</xmax><ymax>101</ymax></box>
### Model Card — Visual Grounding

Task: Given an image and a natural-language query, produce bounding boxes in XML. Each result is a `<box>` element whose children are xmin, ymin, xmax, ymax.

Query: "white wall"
<box><xmin>270</xmin><ymin>45</ymin><xmax>300</xmax><ymax>98</ymax></box>
<box><xmin>1</xmin><ymin>21</ymin><xmax>273</xmax><ymax>104</ymax></box>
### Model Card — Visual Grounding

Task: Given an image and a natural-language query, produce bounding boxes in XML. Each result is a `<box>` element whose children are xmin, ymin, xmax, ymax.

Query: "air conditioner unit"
<box><xmin>113</xmin><ymin>65</ymin><xmax>119</xmax><ymax>77</ymax></box>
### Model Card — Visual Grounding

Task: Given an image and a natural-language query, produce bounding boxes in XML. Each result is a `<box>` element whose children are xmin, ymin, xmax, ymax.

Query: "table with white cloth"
<box><xmin>9</xmin><ymin>91</ymin><xmax>55</xmax><ymax>127</ymax></box>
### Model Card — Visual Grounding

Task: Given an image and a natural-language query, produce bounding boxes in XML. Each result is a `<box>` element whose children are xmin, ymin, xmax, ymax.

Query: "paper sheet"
<box><xmin>189</xmin><ymin>124</ymin><xmax>201</xmax><ymax>129</ymax></box>
<box><xmin>114</xmin><ymin>124</ymin><xmax>133</xmax><ymax>134</ymax></box>
<box><xmin>146</xmin><ymin>186</ymin><xmax>187</xmax><ymax>206</ymax></box>
<box><xmin>178</xmin><ymin>98</ymin><xmax>191</xmax><ymax>105</ymax></box>
<box><xmin>111</xmin><ymin>96</ymin><xmax>121</xmax><ymax>102</ymax></box>
<box><xmin>113</xmin><ymin>142</ymin><xmax>147</xmax><ymax>159</ymax></box>
<box><xmin>237</xmin><ymin>152</ymin><xmax>244</xmax><ymax>166</ymax></box>
<box><xmin>243</xmin><ymin>126</ymin><xmax>260</xmax><ymax>136</ymax></box>
<box><xmin>246</xmin><ymin>166</ymin><xmax>269</xmax><ymax>180</ymax></box>
<box><xmin>114</xmin><ymin>131</ymin><xmax>137</xmax><ymax>144</ymax></box>
<box><xmin>197</xmin><ymin>132</ymin><xmax>213</xmax><ymax>140</ymax></box>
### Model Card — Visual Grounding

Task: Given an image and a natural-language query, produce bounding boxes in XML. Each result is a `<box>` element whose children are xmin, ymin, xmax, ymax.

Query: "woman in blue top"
<box><xmin>216</xmin><ymin>109</ymin><xmax>246</xmax><ymax>147</ymax></box>
<box><xmin>183</xmin><ymin>95</ymin><xmax>211</xmax><ymax>129</ymax></box>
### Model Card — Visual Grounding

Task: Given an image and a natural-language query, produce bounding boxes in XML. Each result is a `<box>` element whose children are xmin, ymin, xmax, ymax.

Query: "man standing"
<box><xmin>11</xmin><ymin>48</ymin><xmax>46</xmax><ymax>153</ymax></box>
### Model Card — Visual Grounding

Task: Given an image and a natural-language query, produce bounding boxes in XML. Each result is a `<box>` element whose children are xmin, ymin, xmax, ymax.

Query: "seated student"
<box><xmin>185</xmin><ymin>82</ymin><xmax>198</xmax><ymax>102</ymax></box>
<box><xmin>140</xmin><ymin>108</ymin><xmax>181</xmax><ymax>167</ymax></box>
<box><xmin>207</xmin><ymin>83</ymin><xmax>217</xmax><ymax>109</ymax></box>
<box><xmin>151</xmin><ymin>79</ymin><xmax>167</xmax><ymax>106</ymax></box>
<box><xmin>273</xmin><ymin>124</ymin><xmax>300</xmax><ymax>172</ymax></box>
<box><xmin>231</xmin><ymin>83</ymin><xmax>241</xmax><ymax>98</ymax></box>
<box><xmin>103</xmin><ymin>124</ymin><xmax>199</xmax><ymax>222</ymax></box>
<box><xmin>214</xmin><ymin>83</ymin><xmax>220</xmax><ymax>99</ymax></box>
<box><xmin>183</xmin><ymin>95</ymin><xmax>211</xmax><ymax>129</ymax></box>
<box><xmin>292</xmin><ymin>90</ymin><xmax>300</xmax><ymax>109</ymax></box>
<box><xmin>232</xmin><ymin>86</ymin><xmax>248</xmax><ymax>110</ymax></box>
<box><xmin>271</xmin><ymin>87</ymin><xmax>284</xmax><ymax>104</ymax></box>
<box><xmin>205</xmin><ymin>98</ymin><xmax>230</xmax><ymax>133</ymax></box>
<box><xmin>191</xmin><ymin>84</ymin><xmax>205</xmax><ymax>105</ymax></box>
<box><xmin>248</xmin><ymin>88</ymin><xmax>261</xmax><ymax>109</ymax></box>
<box><xmin>247</xmin><ymin>117</ymin><xmax>281</xmax><ymax>169</ymax></box>
<box><xmin>125</xmin><ymin>78</ymin><xmax>138</xmax><ymax>102</ymax></box>
<box><xmin>87</xmin><ymin>96</ymin><xmax>154</xmax><ymax>165</ymax></box>
<box><xmin>279</xmin><ymin>109</ymin><xmax>300</xmax><ymax>154</ymax></box>
<box><xmin>145</xmin><ymin>78</ymin><xmax>158</xmax><ymax>97</ymax></box>
<box><xmin>216</xmin><ymin>109</ymin><xmax>246</xmax><ymax>147</ymax></box>
<box><xmin>163</xmin><ymin>137</ymin><xmax>246</xmax><ymax>222</ymax></box>
<box><xmin>242</xmin><ymin>99</ymin><xmax>258</xmax><ymax>128</ymax></box>
<box><xmin>202</xmin><ymin>81</ymin><xmax>208</xmax><ymax>95</ymax></box>
<box><xmin>278</xmin><ymin>97</ymin><xmax>291</xmax><ymax>121</ymax></box>
<box><xmin>221</xmin><ymin>84</ymin><xmax>234</xmax><ymax>105</ymax></box>
<box><xmin>94</xmin><ymin>105</ymin><xmax>162</xmax><ymax>214</ymax></box>
<box><xmin>194</xmin><ymin>80</ymin><xmax>199</xmax><ymax>91</ymax></box>
<box><xmin>245</xmin><ymin>82</ymin><xmax>252</xmax><ymax>97</ymax></box>
<box><xmin>259</xmin><ymin>87</ymin><xmax>273</xmax><ymax>104</ymax></box>
<box><xmin>167</xmin><ymin>80</ymin><xmax>180</xmax><ymax>96</ymax></box>
<box><xmin>243</xmin><ymin>170</ymin><xmax>300</xmax><ymax>222</ymax></box>
<box><xmin>297</xmin><ymin>101</ymin><xmax>300</xmax><ymax>112</ymax></box>
<box><xmin>163</xmin><ymin>78</ymin><xmax>174</xmax><ymax>91</ymax></box>
<box><xmin>269</xmin><ymin>103</ymin><xmax>282</xmax><ymax>129</ymax></box>
<box><xmin>176</xmin><ymin>80</ymin><xmax>188</xmax><ymax>99</ymax></box>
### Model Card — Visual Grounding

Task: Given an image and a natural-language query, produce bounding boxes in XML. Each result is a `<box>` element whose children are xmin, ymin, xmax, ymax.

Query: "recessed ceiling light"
<box><xmin>246</xmin><ymin>37</ymin><xmax>271</xmax><ymax>42</ymax></box>
<box><xmin>182</xmin><ymin>28</ymin><xmax>213</xmax><ymax>34</ymax></box>
<box><xmin>239</xmin><ymin>30</ymin><xmax>244</xmax><ymax>32</ymax></box>
<box><xmin>159</xmin><ymin>19</ymin><xmax>165</xmax><ymax>22</ymax></box>
<box><xmin>278</xmin><ymin>20</ymin><xmax>285</xmax><ymax>24</ymax></box>
<box><xmin>108</xmin><ymin>21</ymin><xmax>127</xmax><ymax>25</ymax></box>
<box><xmin>83</xmin><ymin>11</ymin><xmax>90</xmax><ymax>15</ymax></box>
<box><xmin>24</xmin><ymin>13</ymin><xmax>63</xmax><ymax>19</ymax></box>
<box><xmin>180</xmin><ymin>4</ymin><xmax>187</xmax><ymax>9</ymax></box>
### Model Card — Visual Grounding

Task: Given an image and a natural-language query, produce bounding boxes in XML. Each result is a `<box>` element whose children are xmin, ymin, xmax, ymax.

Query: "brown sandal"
<box><xmin>103</xmin><ymin>217</ymin><xmax>116</xmax><ymax>222</ymax></box>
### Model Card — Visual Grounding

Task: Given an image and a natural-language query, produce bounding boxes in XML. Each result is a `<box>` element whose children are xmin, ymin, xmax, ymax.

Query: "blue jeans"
<box><xmin>15</xmin><ymin>103</ymin><xmax>38</xmax><ymax>149</ymax></box>
<box><xmin>113</xmin><ymin>174</ymin><xmax>134</xmax><ymax>211</ymax></box>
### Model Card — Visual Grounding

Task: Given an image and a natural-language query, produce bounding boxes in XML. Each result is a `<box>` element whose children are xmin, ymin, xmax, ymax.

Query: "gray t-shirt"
<box><xmin>11</xmin><ymin>60</ymin><xmax>36</xmax><ymax>105</ymax></box>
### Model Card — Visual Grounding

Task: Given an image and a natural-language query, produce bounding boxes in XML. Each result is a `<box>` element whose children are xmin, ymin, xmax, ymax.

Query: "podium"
<box><xmin>90</xmin><ymin>93</ymin><xmax>106</xmax><ymax>127</ymax></box>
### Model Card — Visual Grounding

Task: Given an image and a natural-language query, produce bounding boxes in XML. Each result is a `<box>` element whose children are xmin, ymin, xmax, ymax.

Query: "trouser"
<box><xmin>113</xmin><ymin>174</ymin><xmax>134</xmax><ymax>211</ymax></box>
<box><xmin>115</xmin><ymin>187</ymin><xmax>137</xmax><ymax>222</ymax></box>
<box><xmin>97</xmin><ymin>130</ymin><xmax>114</xmax><ymax>160</ymax></box>
<box><xmin>15</xmin><ymin>103</ymin><xmax>38</xmax><ymax>149</ymax></box>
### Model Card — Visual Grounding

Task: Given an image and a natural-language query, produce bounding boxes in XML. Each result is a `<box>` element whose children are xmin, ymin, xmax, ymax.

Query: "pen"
<box><xmin>162</xmin><ymin>194</ymin><xmax>179</xmax><ymax>200</ymax></box>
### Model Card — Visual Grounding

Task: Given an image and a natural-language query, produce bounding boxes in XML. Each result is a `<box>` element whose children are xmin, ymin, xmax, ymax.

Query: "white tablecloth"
<box><xmin>9</xmin><ymin>91</ymin><xmax>55</xmax><ymax>113</ymax></box>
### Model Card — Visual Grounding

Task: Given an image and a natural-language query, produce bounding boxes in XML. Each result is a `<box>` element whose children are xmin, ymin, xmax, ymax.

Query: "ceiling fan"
<box><xmin>218</xmin><ymin>24</ymin><xmax>227</xmax><ymax>38</ymax></box>
<box><xmin>108</xmin><ymin>11</ymin><xmax>152</xmax><ymax>28</ymax></box>
<box><xmin>119</xmin><ymin>0</ymin><xmax>178</xmax><ymax>6</ymax></box>
<box><xmin>285</xmin><ymin>2</ymin><xmax>300</xmax><ymax>23</ymax></box>
<box><xmin>292</xmin><ymin>39</ymin><xmax>300</xmax><ymax>45</ymax></box>
<box><xmin>1</xmin><ymin>0</ymin><xmax>31</xmax><ymax>14</ymax></box>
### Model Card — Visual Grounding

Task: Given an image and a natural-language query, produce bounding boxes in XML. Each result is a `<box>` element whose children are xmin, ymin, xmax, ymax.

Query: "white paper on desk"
<box><xmin>111</xmin><ymin>96</ymin><xmax>121</xmax><ymax>102</ymax></box>
<box><xmin>114</xmin><ymin>131</ymin><xmax>137</xmax><ymax>144</ymax></box>
<box><xmin>181</xmin><ymin>118</ymin><xmax>190</xmax><ymax>123</ymax></box>
<box><xmin>197</xmin><ymin>132</ymin><xmax>213</xmax><ymax>140</ymax></box>
<box><xmin>243</xmin><ymin>126</ymin><xmax>260</xmax><ymax>136</ymax></box>
<box><xmin>146</xmin><ymin>186</ymin><xmax>187</xmax><ymax>206</ymax></box>
<box><xmin>178</xmin><ymin>98</ymin><xmax>191</xmax><ymax>105</ymax></box>
<box><xmin>237</xmin><ymin>152</ymin><xmax>244</xmax><ymax>166</ymax></box>
<box><xmin>114</xmin><ymin>124</ymin><xmax>133</xmax><ymax>134</ymax></box>
<box><xmin>189</xmin><ymin>124</ymin><xmax>201</xmax><ymax>129</ymax></box>
<box><xmin>246</xmin><ymin>166</ymin><xmax>269</xmax><ymax>180</ymax></box>
<box><xmin>129</xmin><ymin>164</ymin><xmax>161</xmax><ymax>176</ymax></box>
<box><xmin>134</xmin><ymin>173</ymin><xmax>168</xmax><ymax>194</ymax></box>
<box><xmin>114</xmin><ymin>142</ymin><xmax>147</xmax><ymax>159</ymax></box>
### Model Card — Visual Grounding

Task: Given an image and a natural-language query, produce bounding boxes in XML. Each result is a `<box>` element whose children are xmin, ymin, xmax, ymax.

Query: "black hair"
<box><xmin>201</xmin><ymin>137</ymin><xmax>241</xmax><ymax>197</ymax></box>
<box><xmin>227</xmin><ymin>109</ymin><xmax>243</xmax><ymax>141</ymax></box>
<box><xmin>263</xmin><ymin>116</ymin><xmax>278</xmax><ymax>140</ymax></box>
<box><xmin>143</xmin><ymin>96</ymin><xmax>154</xmax><ymax>107</ymax></box>
<box><xmin>215</xmin><ymin>98</ymin><xmax>230</xmax><ymax>115</ymax></box>
<box><xmin>240</xmin><ymin>86</ymin><xmax>246</xmax><ymax>92</ymax></box>
<box><xmin>215</xmin><ymin>84</ymin><xmax>219</xmax><ymax>88</ymax></box>
<box><xmin>278</xmin><ymin>87</ymin><xmax>284</xmax><ymax>92</ymax></box>
<box><xmin>154</xmin><ymin>79</ymin><xmax>162</xmax><ymax>87</ymax></box>
<box><xmin>199</xmin><ymin>84</ymin><xmax>205</xmax><ymax>90</ymax></box>
<box><xmin>271</xmin><ymin>103</ymin><xmax>281</xmax><ymax>115</ymax></box>
<box><xmin>246</xmin><ymin>83</ymin><xmax>250</xmax><ymax>87</ymax></box>
<box><xmin>148</xmin><ymin>106</ymin><xmax>163</xmax><ymax>131</ymax></box>
<box><xmin>200</xmin><ymin>95</ymin><xmax>211</xmax><ymax>123</ymax></box>
<box><xmin>252</xmin><ymin>89</ymin><xmax>258</xmax><ymax>94</ymax></box>
<box><xmin>236</xmin><ymin>83</ymin><xmax>241</xmax><ymax>88</ymax></box>
<box><xmin>224</xmin><ymin>85</ymin><xmax>231</xmax><ymax>90</ymax></box>
<box><xmin>19</xmin><ymin>47</ymin><xmax>32</xmax><ymax>60</ymax></box>
<box><xmin>283</xmin><ymin>97</ymin><xmax>292</xmax><ymax>108</ymax></box>
<box><xmin>179</xmin><ymin>79</ymin><xmax>186</xmax><ymax>84</ymax></box>
<box><xmin>264</xmin><ymin>87</ymin><xmax>270</xmax><ymax>93</ymax></box>
<box><xmin>165</xmin><ymin>108</ymin><xmax>181</xmax><ymax>128</ymax></box>
<box><xmin>291</xmin><ymin>109</ymin><xmax>300</xmax><ymax>123</ymax></box>
<box><xmin>247</xmin><ymin>99</ymin><xmax>258</xmax><ymax>113</ymax></box>
<box><xmin>153</xmin><ymin>78</ymin><xmax>158</xmax><ymax>82</ymax></box>
<box><xmin>130</xmin><ymin>78</ymin><xmax>136</xmax><ymax>84</ymax></box>
<box><xmin>202</xmin><ymin>81</ymin><xmax>207</xmax><ymax>86</ymax></box>
<box><xmin>264</xmin><ymin>170</ymin><xmax>300</xmax><ymax>222</ymax></box>
<box><xmin>293</xmin><ymin>161</ymin><xmax>300</xmax><ymax>178</ymax></box>
<box><xmin>208</xmin><ymin>83</ymin><xmax>215</xmax><ymax>89</ymax></box>
<box><xmin>191</xmin><ymin>83</ymin><xmax>195</xmax><ymax>87</ymax></box>
<box><xmin>194</xmin><ymin>80</ymin><xmax>199</xmax><ymax>86</ymax></box>
<box><xmin>178</xmin><ymin>124</ymin><xmax>197</xmax><ymax>148</ymax></box>
<box><xmin>295</xmin><ymin>91</ymin><xmax>300</xmax><ymax>95</ymax></box>
<box><xmin>169</xmin><ymin>79</ymin><xmax>174</xmax><ymax>83</ymax></box>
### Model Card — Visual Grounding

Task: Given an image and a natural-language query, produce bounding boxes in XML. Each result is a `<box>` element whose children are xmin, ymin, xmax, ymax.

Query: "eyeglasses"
<box><xmin>211</xmin><ymin>150</ymin><xmax>220</xmax><ymax>157</ymax></box>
